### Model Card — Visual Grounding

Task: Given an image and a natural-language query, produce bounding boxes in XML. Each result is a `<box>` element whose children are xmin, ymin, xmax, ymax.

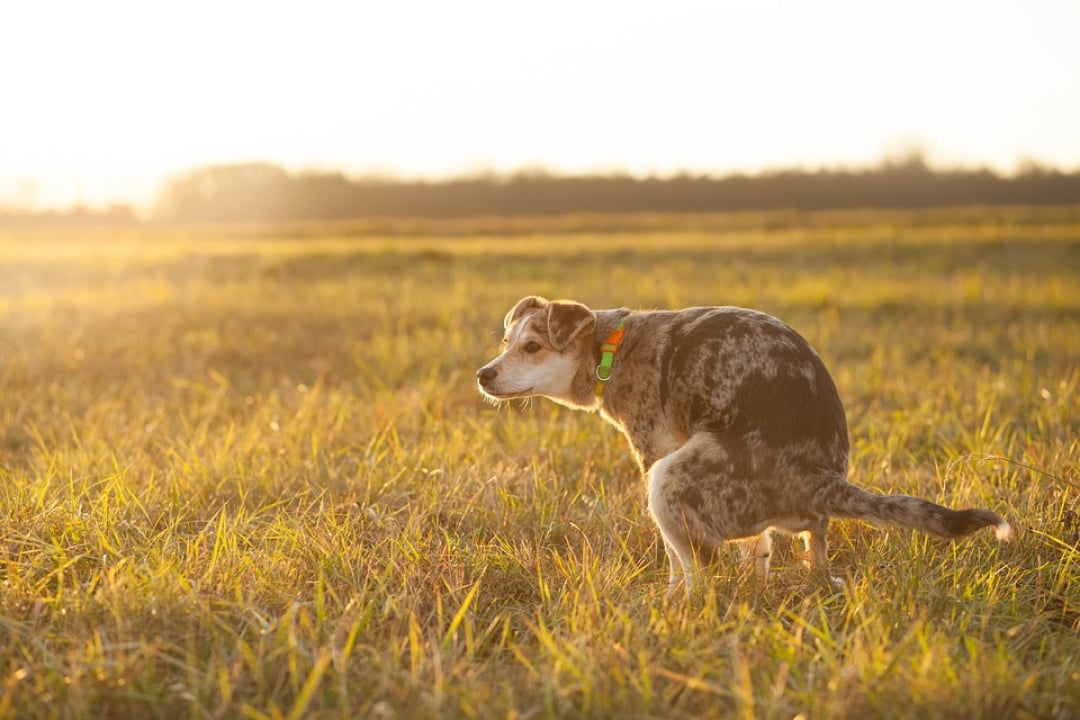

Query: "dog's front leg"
<box><xmin>738</xmin><ymin>530</ymin><xmax>773</xmax><ymax>582</ymax></box>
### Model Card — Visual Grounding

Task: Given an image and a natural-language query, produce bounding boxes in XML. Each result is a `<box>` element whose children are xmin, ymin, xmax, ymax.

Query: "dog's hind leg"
<box><xmin>647</xmin><ymin>452</ymin><xmax>701</xmax><ymax>594</ymax></box>
<box><xmin>660</xmin><ymin>536</ymin><xmax>689</xmax><ymax>591</ymax></box>
<box><xmin>801</xmin><ymin>516</ymin><xmax>841</xmax><ymax>588</ymax></box>
<box><xmin>802</xmin><ymin>517</ymin><xmax>829</xmax><ymax>570</ymax></box>
<box><xmin>648</xmin><ymin>433</ymin><xmax>756</xmax><ymax>593</ymax></box>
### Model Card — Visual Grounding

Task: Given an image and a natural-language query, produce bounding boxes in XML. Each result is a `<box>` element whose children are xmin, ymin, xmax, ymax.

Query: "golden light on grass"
<box><xmin>1</xmin><ymin>209</ymin><xmax>1078</xmax><ymax>717</ymax></box>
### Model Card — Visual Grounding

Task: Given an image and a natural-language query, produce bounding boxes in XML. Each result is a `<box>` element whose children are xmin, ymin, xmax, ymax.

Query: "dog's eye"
<box><xmin>523</xmin><ymin>341</ymin><xmax>542</xmax><ymax>353</ymax></box>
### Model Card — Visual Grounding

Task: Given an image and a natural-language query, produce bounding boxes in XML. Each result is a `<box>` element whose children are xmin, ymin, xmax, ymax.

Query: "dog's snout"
<box><xmin>477</xmin><ymin>366</ymin><xmax>497</xmax><ymax>385</ymax></box>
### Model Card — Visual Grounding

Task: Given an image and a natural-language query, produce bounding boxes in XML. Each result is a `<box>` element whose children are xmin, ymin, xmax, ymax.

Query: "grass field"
<box><xmin>1</xmin><ymin>208</ymin><xmax>1078</xmax><ymax>719</ymax></box>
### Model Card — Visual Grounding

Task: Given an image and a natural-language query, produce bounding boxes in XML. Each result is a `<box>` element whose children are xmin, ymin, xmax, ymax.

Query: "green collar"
<box><xmin>594</xmin><ymin>317</ymin><xmax>626</xmax><ymax>398</ymax></box>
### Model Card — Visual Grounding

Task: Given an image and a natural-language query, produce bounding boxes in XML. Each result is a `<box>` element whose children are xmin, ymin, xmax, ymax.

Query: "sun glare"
<box><xmin>2</xmin><ymin>0</ymin><xmax>1079</xmax><ymax>210</ymax></box>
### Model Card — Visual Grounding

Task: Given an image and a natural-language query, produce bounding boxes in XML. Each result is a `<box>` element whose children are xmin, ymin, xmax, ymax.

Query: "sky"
<box><xmin>2</xmin><ymin>0</ymin><xmax>1079</xmax><ymax>210</ymax></box>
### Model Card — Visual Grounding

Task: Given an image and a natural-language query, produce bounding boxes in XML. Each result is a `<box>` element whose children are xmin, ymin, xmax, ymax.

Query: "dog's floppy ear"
<box><xmin>505</xmin><ymin>296</ymin><xmax>548</xmax><ymax>329</ymax></box>
<box><xmin>546</xmin><ymin>301</ymin><xmax>595</xmax><ymax>351</ymax></box>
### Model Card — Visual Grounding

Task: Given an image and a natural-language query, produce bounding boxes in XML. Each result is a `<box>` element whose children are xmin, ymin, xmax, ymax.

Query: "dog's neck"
<box><xmin>555</xmin><ymin>309</ymin><xmax>632</xmax><ymax>412</ymax></box>
<box><xmin>591</xmin><ymin>309</ymin><xmax>631</xmax><ymax>365</ymax></box>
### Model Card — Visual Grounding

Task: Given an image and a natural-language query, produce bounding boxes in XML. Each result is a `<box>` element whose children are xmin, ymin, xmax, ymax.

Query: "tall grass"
<box><xmin>1</xmin><ymin>208</ymin><xmax>1078</xmax><ymax>718</ymax></box>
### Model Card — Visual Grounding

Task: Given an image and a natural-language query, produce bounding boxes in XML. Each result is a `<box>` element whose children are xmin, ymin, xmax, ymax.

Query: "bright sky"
<box><xmin>2</xmin><ymin>0</ymin><xmax>1079</xmax><ymax>210</ymax></box>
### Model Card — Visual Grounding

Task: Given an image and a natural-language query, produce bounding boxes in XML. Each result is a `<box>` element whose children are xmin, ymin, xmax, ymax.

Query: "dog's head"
<box><xmin>476</xmin><ymin>296</ymin><xmax>597</xmax><ymax>408</ymax></box>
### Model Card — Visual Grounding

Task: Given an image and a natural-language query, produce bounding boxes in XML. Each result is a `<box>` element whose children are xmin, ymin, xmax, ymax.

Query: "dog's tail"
<box><xmin>824</xmin><ymin>482</ymin><xmax>1013</xmax><ymax>541</ymax></box>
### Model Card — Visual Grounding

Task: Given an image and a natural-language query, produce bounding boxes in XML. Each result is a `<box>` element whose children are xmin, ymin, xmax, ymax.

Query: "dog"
<box><xmin>477</xmin><ymin>296</ymin><xmax>1012</xmax><ymax>591</ymax></box>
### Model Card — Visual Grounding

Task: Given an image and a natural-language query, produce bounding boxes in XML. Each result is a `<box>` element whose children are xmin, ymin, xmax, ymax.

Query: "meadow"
<box><xmin>0</xmin><ymin>208</ymin><xmax>1078</xmax><ymax>719</ymax></box>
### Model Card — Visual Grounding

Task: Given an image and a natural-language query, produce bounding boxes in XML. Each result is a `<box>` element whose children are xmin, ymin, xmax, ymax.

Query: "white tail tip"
<box><xmin>994</xmin><ymin>521</ymin><xmax>1013</xmax><ymax>541</ymax></box>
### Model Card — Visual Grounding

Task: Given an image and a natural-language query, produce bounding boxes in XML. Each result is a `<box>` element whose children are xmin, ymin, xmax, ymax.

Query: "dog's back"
<box><xmin>600</xmin><ymin>306</ymin><xmax>849</xmax><ymax>482</ymax></box>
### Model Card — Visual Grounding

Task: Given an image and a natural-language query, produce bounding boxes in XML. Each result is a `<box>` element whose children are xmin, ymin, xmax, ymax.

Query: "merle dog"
<box><xmin>477</xmin><ymin>296</ymin><xmax>1011</xmax><ymax>591</ymax></box>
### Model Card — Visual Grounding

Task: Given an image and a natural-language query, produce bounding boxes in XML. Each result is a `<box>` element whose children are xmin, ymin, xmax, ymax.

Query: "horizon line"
<box><xmin>3</xmin><ymin>153</ymin><xmax>1078</xmax><ymax>215</ymax></box>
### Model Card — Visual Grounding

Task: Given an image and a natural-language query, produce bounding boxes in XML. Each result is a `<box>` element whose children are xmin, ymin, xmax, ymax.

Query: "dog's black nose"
<box><xmin>476</xmin><ymin>366</ymin><xmax>497</xmax><ymax>385</ymax></box>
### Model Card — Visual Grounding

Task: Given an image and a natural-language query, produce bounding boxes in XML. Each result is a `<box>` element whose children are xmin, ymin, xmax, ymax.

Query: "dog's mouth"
<box><xmin>478</xmin><ymin>383</ymin><xmax>534</xmax><ymax>400</ymax></box>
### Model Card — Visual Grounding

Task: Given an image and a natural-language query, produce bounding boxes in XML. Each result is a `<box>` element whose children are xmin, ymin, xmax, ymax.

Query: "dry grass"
<box><xmin>1</xmin><ymin>208</ymin><xmax>1078</xmax><ymax>719</ymax></box>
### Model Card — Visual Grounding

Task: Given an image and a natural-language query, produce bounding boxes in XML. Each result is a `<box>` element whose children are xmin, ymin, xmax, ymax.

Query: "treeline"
<box><xmin>154</xmin><ymin>159</ymin><xmax>1080</xmax><ymax>222</ymax></box>
<box><xmin>5</xmin><ymin>159</ymin><xmax>1080</xmax><ymax>225</ymax></box>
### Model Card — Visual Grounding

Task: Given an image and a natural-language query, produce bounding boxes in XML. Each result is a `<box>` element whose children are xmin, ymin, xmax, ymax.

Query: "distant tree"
<box><xmin>156</xmin><ymin>163</ymin><xmax>290</xmax><ymax>221</ymax></box>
